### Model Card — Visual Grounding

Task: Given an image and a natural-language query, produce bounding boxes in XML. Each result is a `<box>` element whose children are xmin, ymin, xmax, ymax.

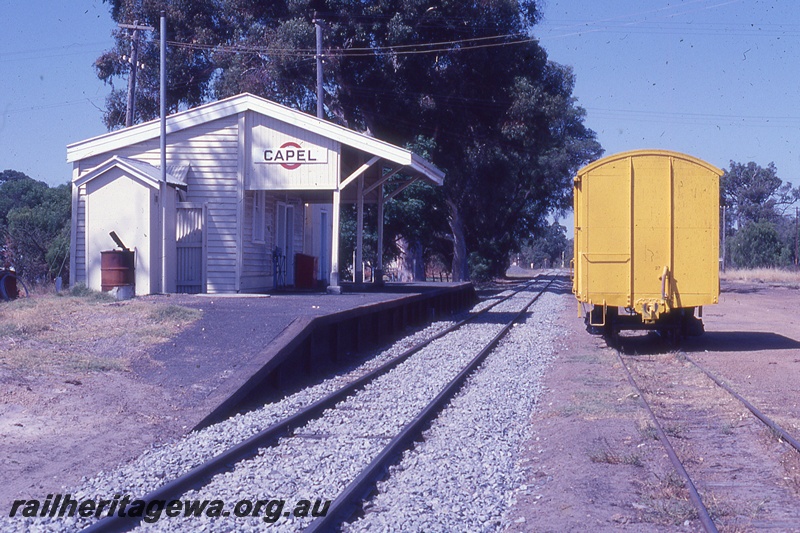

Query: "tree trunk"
<box><xmin>447</xmin><ymin>198</ymin><xmax>469</xmax><ymax>281</ymax></box>
<box><xmin>397</xmin><ymin>236</ymin><xmax>426</xmax><ymax>281</ymax></box>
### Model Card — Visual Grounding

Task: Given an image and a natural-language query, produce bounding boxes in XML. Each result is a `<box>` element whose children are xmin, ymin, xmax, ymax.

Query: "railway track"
<box><xmin>72</xmin><ymin>274</ymin><xmax>557</xmax><ymax>532</ymax></box>
<box><xmin>614</xmin><ymin>338</ymin><xmax>800</xmax><ymax>531</ymax></box>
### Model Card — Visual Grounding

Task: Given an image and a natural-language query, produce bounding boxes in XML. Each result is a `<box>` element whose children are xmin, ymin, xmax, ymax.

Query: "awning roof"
<box><xmin>72</xmin><ymin>156</ymin><xmax>188</xmax><ymax>188</ymax></box>
<box><xmin>67</xmin><ymin>93</ymin><xmax>444</xmax><ymax>186</ymax></box>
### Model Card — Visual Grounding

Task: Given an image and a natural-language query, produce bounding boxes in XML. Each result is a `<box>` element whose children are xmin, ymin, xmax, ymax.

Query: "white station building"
<box><xmin>67</xmin><ymin>93</ymin><xmax>444</xmax><ymax>295</ymax></box>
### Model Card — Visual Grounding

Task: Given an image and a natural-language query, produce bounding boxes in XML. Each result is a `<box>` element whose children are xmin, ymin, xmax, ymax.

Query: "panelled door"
<box><xmin>176</xmin><ymin>203</ymin><xmax>206</xmax><ymax>293</ymax></box>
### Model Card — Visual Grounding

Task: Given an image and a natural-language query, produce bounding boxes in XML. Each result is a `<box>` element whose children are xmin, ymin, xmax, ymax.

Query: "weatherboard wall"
<box><xmin>68</xmin><ymin>93</ymin><xmax>444</xmax><ymax>295</ymax></box>
<box><xmin>73</xmin><ymin>115</ymin><xmax>241</xmax><ymax>293</ymax></box>
<box><xmin>240</xmin><ymin>192</ymin><xmax>306</xmax><ymax>292</ymax></box>
<box><xmin>72</xmin><ymin>111</ymin><xmax>313</xmax><ymax>294</ymax></box>
<box><xmin>72</xmin><ymin>185</ymin><xmax>87</xmax><ymax>286</ymax></box>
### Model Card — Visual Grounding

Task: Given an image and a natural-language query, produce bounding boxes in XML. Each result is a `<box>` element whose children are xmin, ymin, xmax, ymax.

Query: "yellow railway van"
<box><xmin>572</xmin><ymin>150</ymin><xmax>722</xmax><ymax>336</ymax></box>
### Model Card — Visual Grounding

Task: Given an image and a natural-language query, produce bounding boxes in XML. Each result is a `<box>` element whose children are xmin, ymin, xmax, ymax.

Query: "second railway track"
<box><xmin>615</xmin><ymin>337</ymin><xmax>800</xmax><ymax>531</ymax></box>
<box><xmin>21</xmin><ymin>274</ymin><xmax>566</xmax><ymax>533</ymax></box>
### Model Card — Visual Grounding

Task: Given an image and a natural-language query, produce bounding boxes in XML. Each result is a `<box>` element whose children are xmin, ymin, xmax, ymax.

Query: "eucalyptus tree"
<box><xmin>95</xmin><ymin>0</ymin><xmax>221</xmax><ymax>128</ymax></box>
<box><xmin>96</xmin><ymin>0</ymin><xmax>601</xmax><ymax>279</ymax></box>
<box><xmin>0</xmin><ymin>173</ymin><xmax>71</xmax><ymax>281</ymax></box>
<box><xmin>721</xmin><ymin>161</ymin><xmax>800</xmax><ymax>268</ymax></box>
<box><xmin>721</xmin><ymin>161</ymin><xmax>799</xmax><ymax>228</ymax></box>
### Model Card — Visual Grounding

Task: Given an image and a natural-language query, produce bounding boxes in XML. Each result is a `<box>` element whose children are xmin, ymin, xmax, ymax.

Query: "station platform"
<box><xmin>132</xmin><ymin>282</ymin><xmax>476</xmax><ymax>431</ymax></box>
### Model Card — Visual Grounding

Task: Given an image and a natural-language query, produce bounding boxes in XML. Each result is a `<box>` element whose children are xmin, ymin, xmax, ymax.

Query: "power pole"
<box><xmin>313</xmin><ymin>13</ymin><xmax>325</xmax><ymax>119</ymax></box>
<box><xmin>159</xmin><ymin>11</ymin><xmax>167</xmax><ymax>293</ymax></box>
<box><xmin>794</xmin><ymin>207</ymin><xmax>800</xmax><ymax>266</ymax></box>
<box><xmin>119</xmin><ymin>22</ymin><xmax>154</xmax><ymax>127</ymax></box>
<box><xmin>721</xmin><ymin>204</ymin><xmax>727</xmax><ymax>272</ymax></box>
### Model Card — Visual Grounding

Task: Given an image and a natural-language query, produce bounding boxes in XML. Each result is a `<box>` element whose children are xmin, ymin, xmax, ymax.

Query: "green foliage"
<box><xmin>467</xmin><ymin>252</ymin><xmax>493</xmax><ymax>282</ymax></box>
<box><xmin>0</xmin><ymin>172</ymin><xmax>71</xmax><ymax>282</ymax></box>
<box><xmin>722</xmin><ymin>161</ymin><xmax>799</xmax><ymax>227</ymax></box>
<box><xmin>434</xmin><ymin>60</ymin><xmax>602</xmax><ymax>279</ymax></box>
<box><xmin>66</xmin><ymin>283</ymin><xmax>114</xmax><ymax>302</ymax></box>
<box><xmin>728</xmin><ymin>220</ymin><xmax>788</xmax><ymax>269</ymax></box>
<box><xmin>68</xmin><ymin>283</ymin><xmax>94</xmax><ymax>297</ymax></box>
<box><xmin>722</xmin><ymin>161</ymin><xmax>799</xmax><ymax>269</ymax></box>
<box><xmin>95</xmin><ymin>0</ymin><xmax>221</xmax><ymax>129</ymax></box>
<box><xmin>97</xmin><ymin>0</ymin><xmax>602</xmax><ymax>280</ymax></box>
<box><xmin>337</xmin><ymin>175</ymin><xmax>451</xmax><ymax>281</ymax></box>
<box><xmin>337</xmin><ymin>204</ymin><xmax>362</xmax><ymax>280</ymax></box>
<box><xmin>0</xmin><ymin>172</ymin><xmax>48</xmax><ymax>227</ymax></box>
<box><xmin>383</xmin><ymin>180</ymin><xmax>451</xmax><ymax>271</ymax></box>
<box><xmin>518</xmin><ymin>222</ymin><xmax>570</xmax><ymax>269</ymax></box>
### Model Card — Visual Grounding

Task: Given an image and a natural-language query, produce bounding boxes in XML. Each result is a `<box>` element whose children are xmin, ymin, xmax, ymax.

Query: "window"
<box><xmin>253</xmin><ymin>191</ymin><xmax>266</xmax><ymax>244</ymax></box>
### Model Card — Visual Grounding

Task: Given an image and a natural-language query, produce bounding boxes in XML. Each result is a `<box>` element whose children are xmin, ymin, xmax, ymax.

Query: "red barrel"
<box><xmin>101</xmin><ymin>250</ymin><xmax>135</xmax><ymax>292</ymax></box>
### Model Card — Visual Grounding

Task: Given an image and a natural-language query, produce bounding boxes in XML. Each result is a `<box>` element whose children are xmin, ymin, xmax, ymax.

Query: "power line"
<box><xmin>2</xmin><ymin>98</ymin><xmax>107</xmax><ymax>115</ymax></box>
<box><xmin>540</xmin><ymin>0</ymin><xmax>800</xmax><ymax>39</ymax></box>
<box><xmin>0</xmin><ymin>43</ymin><xmax>111</xmax><ymax>63</ymax></box>
<box><xmin>541</xmin><ymin>23</ymin><xmax>800</xmax><ymax>38</ymax></box>
<box><xmin>585</xmin><ymin>107</ymin><xmax>800</xmax><ymax>128</ymax></box>
<box><xmin>166</xmin><ymin>32</ymin><xmax>538</xmax><ymax>60</ymax></box>
<box><xmin>589</xmin><ymin>107</ymin><xmax>800</xmax><ymax>121</ymax></box>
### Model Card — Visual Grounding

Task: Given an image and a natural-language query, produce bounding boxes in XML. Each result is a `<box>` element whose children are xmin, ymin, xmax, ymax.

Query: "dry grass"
<box><xmin>589</xmin><ymin>449</ymin><xmax>644</xmax><ymax>467</ymax></box>
<box><xmin>588</xmin><ymin>436</ymin><xmax>645</xmax><ymax>467</ymax></box>
<box><xmin>639</xmin><ymin>421</ymin><xmax>660</xmax><ymax>441</ymax></box>
<box><xmin>779</xmin><ymin>450</ymin><xmax>800</xmax><ymax>494</ymax></box>
<box><xmin>721</xmin><ymin>268</ymin><xmax>800</xmax><ymax>285</ymax></box>
<box><xmin>641</xmin><ymin>471</ymin><xmax>698</xmax><ymax>525</ymax></box>
<box><xmin>558</xmin><ymin>389</ymin><xmax>621</xmax><ymax>419</ymax></box>
<box><xmin>0</xmin><ymin>290</ymin><xmax>201</xmax><ymax>377</ymax></box>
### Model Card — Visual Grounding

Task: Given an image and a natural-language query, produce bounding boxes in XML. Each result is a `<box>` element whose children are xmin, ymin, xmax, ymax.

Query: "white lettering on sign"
<box><xmin>261</xmin><ymin>141</ymin><xmax>328</xmax><ymax>170</ymax></box>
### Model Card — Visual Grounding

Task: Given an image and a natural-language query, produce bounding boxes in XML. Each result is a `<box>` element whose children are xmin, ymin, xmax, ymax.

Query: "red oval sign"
<box><xmin>278</xmin><ymin>141</ymin><xmax>302</xmax><ymax>170</ymax></box>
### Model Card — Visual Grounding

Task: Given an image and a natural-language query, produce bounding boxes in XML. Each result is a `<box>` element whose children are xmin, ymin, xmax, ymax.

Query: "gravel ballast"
<box><xmin>3</xmin><ymin>280</ymin><xmax>563</xmax><ymax>532</ymax></box>
<box><xmin>344</xmin><ymin>289</ymin><xmax>562</xmax><ymax>532</ymax></box>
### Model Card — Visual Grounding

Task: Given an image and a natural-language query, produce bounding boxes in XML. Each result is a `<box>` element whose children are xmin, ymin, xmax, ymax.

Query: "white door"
<box><xmin>319</xmin><ymin>209</ymin><xmax>329</xmax><ymax>281</ymax></box>
<box><xmin>276</xmin><ymin>203</ymin><xmax>295</xmax><ymax>286</ymax></box>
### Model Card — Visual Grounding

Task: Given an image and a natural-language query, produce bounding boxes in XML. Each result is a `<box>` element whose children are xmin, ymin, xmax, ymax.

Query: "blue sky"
<box><xmin>1</xmin><ymin>1</ymin><xmax>116</xmax><ymax>186</ymax></box>
<box><xmin>535</xmin><ymin>0</ymin><xmax>800</xmax><ymax>184</ymax></box>
<box><xmin>1</xmin><ymin>0</ymin><xmax>798</xmax><ymax>197</ymax></box>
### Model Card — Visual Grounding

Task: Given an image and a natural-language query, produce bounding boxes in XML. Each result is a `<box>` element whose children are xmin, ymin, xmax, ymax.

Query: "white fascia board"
<box><xmin>67</xmin><ymin>93</ymin><xmax>445</xmax><ymax>185</ymax></box>
<box><xmin>66</xmin><ymin>98</ymin><xmax>245</xmax><ymax>162</ymax></box>
<box><xmin>409</xmin><ymin>153</ymin><xmax>445</xmax><ymax>185</ymax></box>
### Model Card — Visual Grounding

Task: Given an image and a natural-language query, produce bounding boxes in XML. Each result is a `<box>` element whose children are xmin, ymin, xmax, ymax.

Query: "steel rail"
<box><xmin>80</xmin><ymin>276</ymin><xmax>544</xmax><ymax>533</ymax></box>
<box><xmin>682</xmin><ymin>352</ymin><xmax>800</xmax><ymax>453</ymax></box>
<box><xmin>614</xmin><ymin>349</ymin><xmax>719</xmax><ymax>533</ymax></box>
<box><xmin>305</xmin><ymin>276</ymin><xmax>556</xmax><ymax>532</ymax></box>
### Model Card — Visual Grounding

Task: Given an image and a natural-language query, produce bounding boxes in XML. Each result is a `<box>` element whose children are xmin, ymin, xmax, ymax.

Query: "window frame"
<box><xmin>252</xmin><ymin>191</ymin><xmax>266</xmax><ymax>244</ymax></box>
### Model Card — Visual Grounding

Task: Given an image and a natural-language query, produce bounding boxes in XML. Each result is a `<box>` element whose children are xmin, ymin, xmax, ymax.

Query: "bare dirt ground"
<box><xmin>0</xmin><ymin>292</ymin><xmax>202</xmax><ymax>505</ymax></box>
<box><xmin>508</xmin><ymin>280</ymin><xmax>800</xmax><ymax>531</ymax></box>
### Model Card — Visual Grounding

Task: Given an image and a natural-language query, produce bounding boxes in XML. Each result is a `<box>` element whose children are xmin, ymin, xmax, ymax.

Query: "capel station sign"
<box><xmin>262</xmin><ymin>141</ymin><xmax>328</xmax><ymax>170</ymax></box>
<box><xmin>249</xmin><ymin>137</ymin><xmax>335</xmax><ymax>189</ymax></box>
